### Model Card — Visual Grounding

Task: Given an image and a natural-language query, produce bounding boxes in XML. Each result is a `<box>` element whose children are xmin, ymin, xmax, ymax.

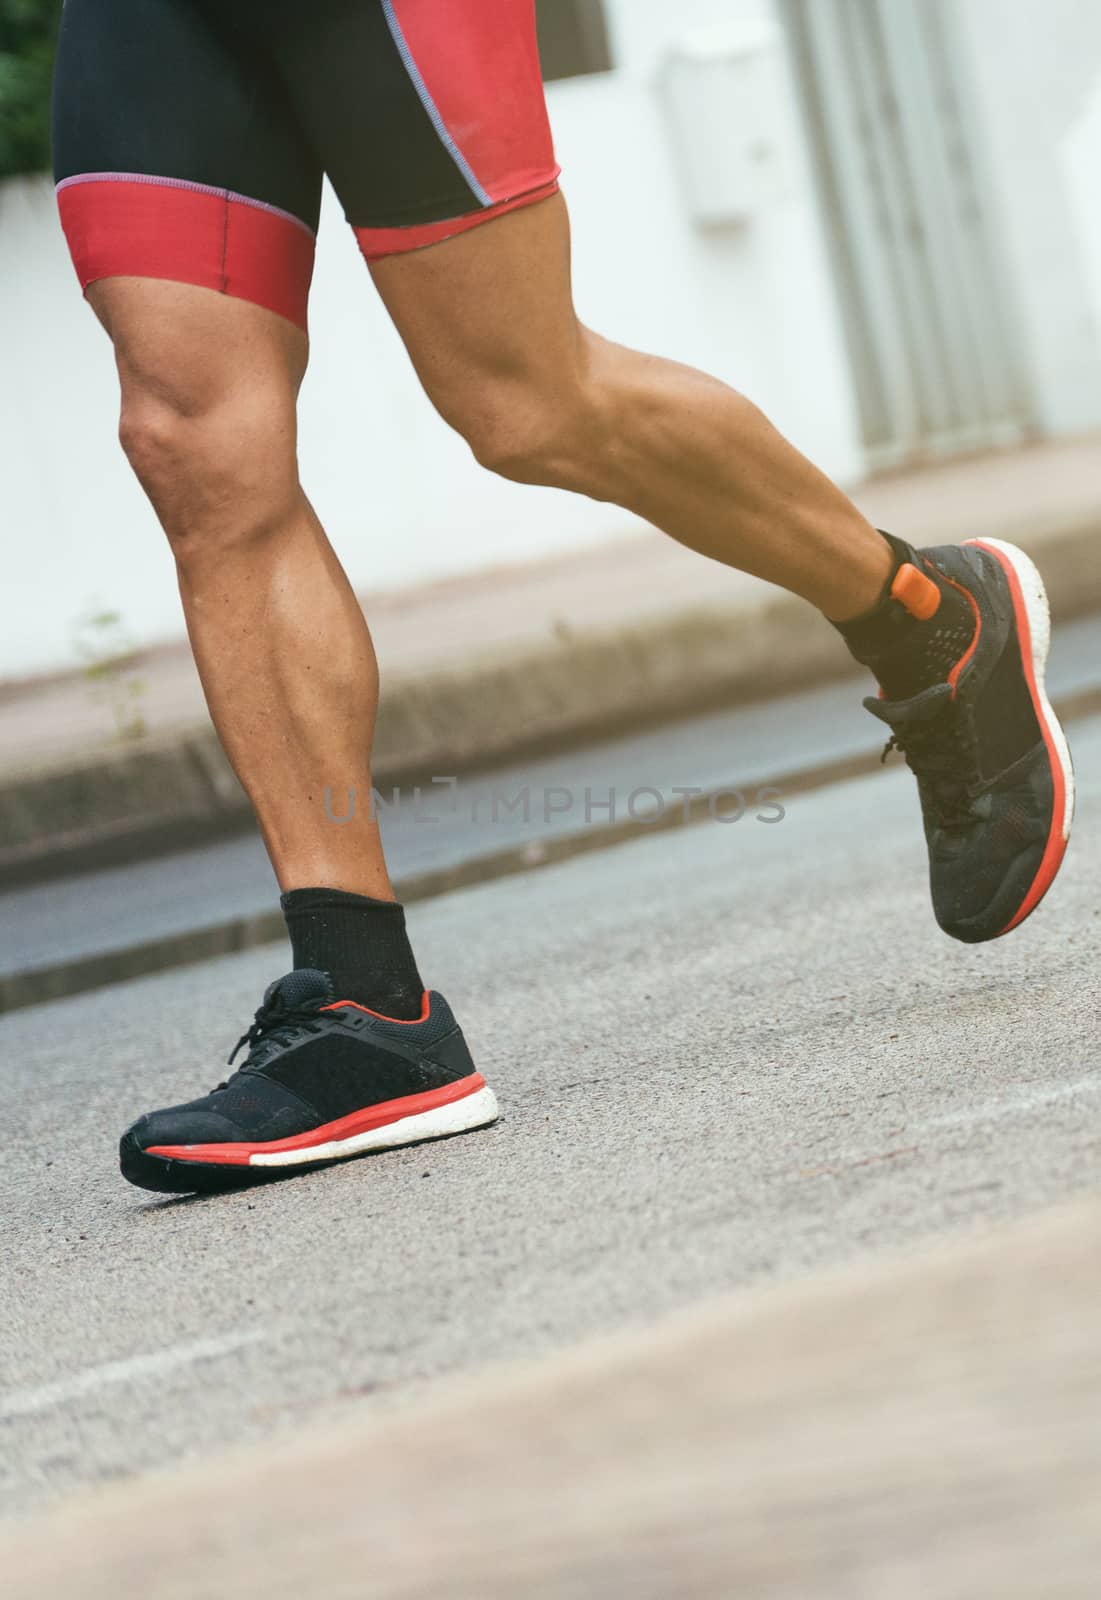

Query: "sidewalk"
<box><xmin>5</xmin><ymin>1192</ymin><xmax>1100</xmax><ymax>1597</ymax></box>
<box><xmin>3</xmin><ymin>433</ymin><xmax>1100</xmax><ymax>881</ymax></box>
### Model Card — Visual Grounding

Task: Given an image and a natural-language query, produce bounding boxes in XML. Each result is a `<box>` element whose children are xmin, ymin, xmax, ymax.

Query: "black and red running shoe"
<box><xmin>119</xmin><ymin>969</ymin><xmax>498</xmax><ymax>1194</ymax></box>
<box><xmin>867</xmin><ymin>538</ymin><xmax>1074</xmax><ymax>943</ymax></box>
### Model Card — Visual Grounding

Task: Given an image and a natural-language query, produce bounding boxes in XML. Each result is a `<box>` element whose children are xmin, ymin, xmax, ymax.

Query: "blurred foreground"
<box><xmin>4</xmin><ymin>1194</ymin><xmax>1099</xmax><ymax>1597</ymax></box>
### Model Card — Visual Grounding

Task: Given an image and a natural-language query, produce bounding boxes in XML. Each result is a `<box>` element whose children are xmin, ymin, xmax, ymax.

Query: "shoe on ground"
<box><xmin>119</xmin><ymin>969</ymin><xmax>498</xmax><ymax>1194</ymax></box>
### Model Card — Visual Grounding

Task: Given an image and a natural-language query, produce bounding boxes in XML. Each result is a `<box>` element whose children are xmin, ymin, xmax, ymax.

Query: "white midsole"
<box><xmin>249</xmin><ymin>1084</ymin><xmax>500</xmax><ymax>1168</ymax></box>
<box><xmin>971</xmin><ymin>538</ymin><xmax>1076</xmax><ymax>845</ymax></box>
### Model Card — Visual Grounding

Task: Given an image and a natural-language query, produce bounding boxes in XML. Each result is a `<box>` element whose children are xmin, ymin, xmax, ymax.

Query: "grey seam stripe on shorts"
<box><xmin>54</xmin><ymin>172</ymin><xmax>317</xmax><ymax>237</ymax></box>
<box><xmin>379</xmin><ymin>0</ymin><xmax>493</xmax><ymax>209</ymax></box>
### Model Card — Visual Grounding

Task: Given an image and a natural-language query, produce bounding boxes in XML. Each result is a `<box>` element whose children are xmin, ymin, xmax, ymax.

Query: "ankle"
<box><xmin>281</xmin><ymin>887</ymin><xmax>425</xmax><ymax>1019</ymax></box>
<box><xmin>820</xmin><ymin>527</ymin><xmax>897</xmax><ymax>622</ymax></box>
<box><xmin>833</xmin><ymin>535</ymin><xmax>977</xmax><ymax>700</ymax></box>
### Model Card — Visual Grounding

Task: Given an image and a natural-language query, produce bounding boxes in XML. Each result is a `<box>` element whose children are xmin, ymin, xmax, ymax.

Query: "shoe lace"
<box><xmin>226</xmin><ymin>995</ymin><xmax>327</xmax><ymax>1071</ymax></box>
<box><xmin>880</xmin><ymin>706</ymin><xmax>978</xmax><ymax>831</ymax></box>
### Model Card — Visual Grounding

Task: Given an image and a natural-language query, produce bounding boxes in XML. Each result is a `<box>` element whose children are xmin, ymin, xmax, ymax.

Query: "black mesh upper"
<box><xmin>868</xmin><ymin>540</ymin><xmax>1059</xmax><ymax>943</ymax></box>
<box><xmin>133</xmin><ymin>1068</ymin><xmax>319</xmax><ymax>1147</ymax></box>
<box><xmin>131</xmin><ymin>981</ymin><xmax>476</xmax><ymax>1149</ymax></box>
<box><xmin>257</xmin><ymin>1031</ymin><xmax>466</xmax><ymax>1121</ymax></box>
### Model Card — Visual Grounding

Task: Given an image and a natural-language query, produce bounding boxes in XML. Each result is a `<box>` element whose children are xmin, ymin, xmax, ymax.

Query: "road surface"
<box><xmin>2</xmin><ymin>708</ymin><xmax>1099</xmax><ymax>1520</ymax></box>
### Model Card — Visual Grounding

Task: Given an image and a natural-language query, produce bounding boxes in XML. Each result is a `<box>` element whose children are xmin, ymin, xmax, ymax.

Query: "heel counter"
<box><xmin>427</xmin><ymin>1025</ymin><xmax>478</xmax><ymax>1083</ymax></box>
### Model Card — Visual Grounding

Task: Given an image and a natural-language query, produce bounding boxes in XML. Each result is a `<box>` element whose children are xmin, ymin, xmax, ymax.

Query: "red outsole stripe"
<box><xmin>967</xmin><ymin>540</ymin><xmax>1069</xmax><ymax>936</ymax></box>
<box><xmin>146</xmin><ymin>1072</ymin><xmax>486</xmax><ymax>1167</ymax></box>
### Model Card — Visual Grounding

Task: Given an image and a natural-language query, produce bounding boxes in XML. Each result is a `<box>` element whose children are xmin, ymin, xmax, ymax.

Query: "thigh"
<box><xmin>368</xmin><ymin>188</ymin><xmax>582</xmax><ymax>421</ymax></box>
<box><xmin>231</xmin><ymin>0</ymin><xmax>560</xmax><ymax>260</ymax></box>
<box><xmin>52</xmin><ymin>0</ymin><xmax>323</xmax><ymax>330</ymax></box>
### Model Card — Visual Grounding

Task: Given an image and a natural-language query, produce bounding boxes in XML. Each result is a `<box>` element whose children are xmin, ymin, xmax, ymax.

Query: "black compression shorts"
<box><xmin>52</xmin><ymin>0</ymin><xmax>561</xmax><ymax>330</ymax></box>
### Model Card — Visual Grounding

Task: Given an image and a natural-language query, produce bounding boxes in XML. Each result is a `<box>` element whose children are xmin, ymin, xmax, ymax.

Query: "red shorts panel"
<box><xmin>354</xmin><ymin>177</ymin><xmax>560</xmax><ymax>263</ymax></box>
<box><xmin>385</xmin><ymin>0</ymin><xmax>560</xmax><ymax>208</ymax></box>
<box><xmin>56</xmin><ymin>176</ymin><xmax>316</xmax><ymax>331</ymax></box>
<box><xmin>52</xmin><ymin>0</ymin><xmax>559</xmax><ymax>322</ymax></box>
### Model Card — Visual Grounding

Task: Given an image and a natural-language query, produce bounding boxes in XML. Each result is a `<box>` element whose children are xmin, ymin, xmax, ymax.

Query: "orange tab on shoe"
<box><xmin>891</xmin><ymin>562</ymin><xmax>942</xmax><ymax>621</ymax></box>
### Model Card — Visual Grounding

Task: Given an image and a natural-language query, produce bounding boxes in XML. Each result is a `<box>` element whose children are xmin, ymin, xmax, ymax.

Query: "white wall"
<box><xmin>1064</xmin><ymin>62</ymin><xmax>1101</xmax><ymax>357</ymax></box>
<box><xmin>0</xmin><ymin>0</ymin><xmax>859</xmax><ymax>679</ymax></box>
<box><xmin>2</xmin><ymin>0</ymin><xmax>1098</xmax><ymax>681</ymax></box>
<box><xmin>950</xmin><ymin>0</ymin><xmax>1101</xmax><ymax>435</ymax></box>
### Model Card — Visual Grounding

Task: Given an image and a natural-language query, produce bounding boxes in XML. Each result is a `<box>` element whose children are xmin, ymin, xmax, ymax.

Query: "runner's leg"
<box><xmin>53</xmin><ymin>0</ymin><xmax>393</xmax><ymax>905</ymax></box>
<box><xmin>237</xmin><ymin>0</ymin><xmax>887</xmax><ymax>618</ymax></box>
<box><xmin>87</xmin><ymin>279</ymin><xmax>394</xmax><ymax>902</ymax></box>
<box><xmin>369</xmin><ymin>192</ymin><xmax>890</xmax><ymax>621</ymax></box>
<box><xmin>291</xmin><ymin>0</ymin><xmax>1066</xmax><ymax>946</ymax></box>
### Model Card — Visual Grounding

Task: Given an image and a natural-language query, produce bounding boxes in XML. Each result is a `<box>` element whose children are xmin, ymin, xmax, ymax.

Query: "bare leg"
<box><xmin>371</xmin><ymin>193</ymin><xmax>890</xmax><ymax>622</ymax></box>
<box><xmin>89</xmin><ymin>278</ymin><xmax>392</xmax><ymax>897</ymax></box>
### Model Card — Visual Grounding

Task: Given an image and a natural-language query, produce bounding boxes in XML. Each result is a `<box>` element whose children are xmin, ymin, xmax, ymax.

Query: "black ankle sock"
<box><xmin>833</xmin><ymin>531</ymin><xmax>976</xmax><ymax>700</ymax></box>
<box><xmin>280</xmin><ymin>888</ymin><xmax>425</xmax><ymax>1019</ymax></box>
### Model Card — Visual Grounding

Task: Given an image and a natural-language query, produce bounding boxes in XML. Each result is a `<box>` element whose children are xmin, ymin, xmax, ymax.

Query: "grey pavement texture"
<box><xmin>3</xmin><ymin>609</ymin><xmax>1099</xmax><ymax>1009</ymax></box>
<box><xmin>4</xmin><ymin>1196</ymin><xmax>1100</xmax><ymax>1599</ymax></box>
<box><xmin>2</xmin><ymin>709</ymin><xmax>1099</xmax><ymax>1526</ymax></box>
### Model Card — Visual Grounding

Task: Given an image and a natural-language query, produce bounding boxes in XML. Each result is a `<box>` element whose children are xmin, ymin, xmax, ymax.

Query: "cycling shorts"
<box><xmin>52</xmin><ymin>0</ymin><xmax>561</xmax><ymax>331</ymax></box>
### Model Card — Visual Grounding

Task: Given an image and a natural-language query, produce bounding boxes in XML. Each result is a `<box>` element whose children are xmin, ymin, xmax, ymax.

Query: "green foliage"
<box><xmin>73</xmin><ymin>607</ymin><xmax>150</xmax><ymax>744</ymax></box>
<box><xmin>0</xmin><ymin>1</ymin><xmax>60</xmax><ymax>179</ymax></box>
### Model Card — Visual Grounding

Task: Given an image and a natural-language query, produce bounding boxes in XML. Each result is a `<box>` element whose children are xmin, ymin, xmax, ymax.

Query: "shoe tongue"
<box><xmin>864</xmin><ymin>681</ymin><xmax>952</xmax><ymax>729</ymax></box>
<box><xmin>263</xmin><ymin>968</ymin><xmax>335</xmax><ymax>1010</ymax></box>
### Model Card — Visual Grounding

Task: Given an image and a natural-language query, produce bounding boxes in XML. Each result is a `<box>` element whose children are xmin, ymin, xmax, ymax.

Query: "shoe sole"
<box><xmin>120</xmin><ymin>1076</ymin><xmax>499</xmax><ymax>1195</ymax></box>
<box><xmin>966</xmin><ymin>538</ymin><xmax>1075</xmax><ymax>936</ymax></box>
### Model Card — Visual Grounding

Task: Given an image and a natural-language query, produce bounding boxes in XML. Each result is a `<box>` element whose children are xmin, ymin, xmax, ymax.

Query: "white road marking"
<box><xmin>0</xmin><ymin>1331</ymin><xmax>265</xmax><ymax>1422</ymax></box>
<box><xmin>922</xmin><ymin>1075</ymin><xmax>1101</xmax><ymax>1134</ymax></box>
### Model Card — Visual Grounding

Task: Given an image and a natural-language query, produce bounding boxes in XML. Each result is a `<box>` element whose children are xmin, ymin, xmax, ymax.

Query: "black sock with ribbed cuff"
<box><xmin>833</xmin><ymin>530</ymin><xmax>976</xmax><ymax>701</ymax></box>
<box><xmin>280</xmin><ymin>888</ymin><xmax>425</xmax><ymax>1020</ymax></box>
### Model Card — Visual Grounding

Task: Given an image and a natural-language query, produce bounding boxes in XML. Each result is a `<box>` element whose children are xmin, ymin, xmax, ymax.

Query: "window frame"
<box><xmin>535</xmin><ymin>0</ymin><xmax>614</xmax><ymax>84</ymax></box>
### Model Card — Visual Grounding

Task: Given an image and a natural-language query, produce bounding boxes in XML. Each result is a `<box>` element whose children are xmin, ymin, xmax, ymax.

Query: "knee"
<box><xmin>447</xmin><ymin>376</ymin><xmax>610</xmax><ymax>494</ymax></box>
<box><xmin>117</xmin><ymin>398</ymin><xmax>191</xmax><ymax>512</ymax></box>
<box><xmin>117</xmin><ymin>382</ymin><xmax>298</xmax><ymax>562</ymax></box>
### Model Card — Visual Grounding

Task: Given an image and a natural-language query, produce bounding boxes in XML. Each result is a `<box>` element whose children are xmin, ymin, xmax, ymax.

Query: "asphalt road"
<box><xmin>2</xmin><ymin>711</ymin><xmax>1099</xmax><ymax>1521</ymax></box>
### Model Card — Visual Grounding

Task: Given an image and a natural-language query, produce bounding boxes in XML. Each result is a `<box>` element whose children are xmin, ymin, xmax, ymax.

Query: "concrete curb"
<box><xmin>5</xmin><ymin>678</ymin><xmax>1101</xmax><ymax>1015</ymax></box>
<box><xmin>0</xmin><ymin>595</ymin><xmax>848</xmax><ymax>887</ymax></box>
<box><xmin>2</xmin><ymin>512</ymin><xmax>1100</xmax><ymax>890</ymax></box>
<box><xmin>5</xmin><ymin>1193</ymin><xmax>1100</xmax><ymax>1597</ymax></box>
